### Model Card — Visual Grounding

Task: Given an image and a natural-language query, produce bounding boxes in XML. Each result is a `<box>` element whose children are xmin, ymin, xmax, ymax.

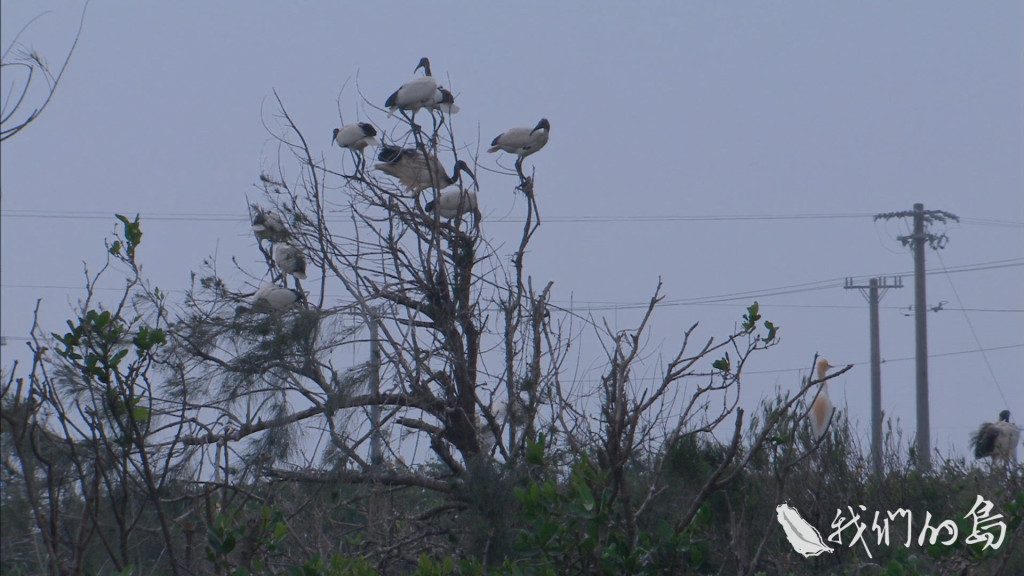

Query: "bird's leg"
<box><xmin>351</xmin><ymin>150</ymin><xmax>364</xmax><ymax>179</ymax></box>
<box><xmin>257</xmin><ymin>239</ymin><xmax>274</xmax><ymax>264</ymax></box>
<box><xmin>430</xmin><ymin>111</ymin><xmax>443</xmax><ymax>147</ymax></box>
<box><xmin>401</xmin><ymin>109</ymin><xmax>421</xmax><ymax>133</ymax></box>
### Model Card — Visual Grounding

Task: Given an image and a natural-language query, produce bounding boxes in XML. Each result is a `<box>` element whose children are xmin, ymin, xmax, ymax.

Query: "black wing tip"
<box><xmin>377</xmin><ymin>145</ymin><xmax>403</xmax><ymax>163</ymax></box>
<box><xmin>972</xmin><ymin>425</ymin><xmax>997</xmax><ymax>458</ymax></box>
<box><xmin>385</xmin><ymin>91</ymin><xmax>399</xmax><ymax>108</ymax></box>
<box><xmin>359</xmin><ymin>123</ymin><xmax>377</xmax><ymax>137</ymax></box>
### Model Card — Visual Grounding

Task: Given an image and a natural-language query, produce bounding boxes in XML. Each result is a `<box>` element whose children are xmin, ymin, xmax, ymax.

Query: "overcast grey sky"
<box><xmin>2</xmin><ymin>1</ymin><xmax>1021</xmax><ymax>461</ymax></box>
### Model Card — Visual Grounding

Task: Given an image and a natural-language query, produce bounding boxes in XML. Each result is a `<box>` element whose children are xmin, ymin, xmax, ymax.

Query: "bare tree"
<box><xmin>0</xmin><ymin>2</ymin><xmax>88</xmax><ymax>142</ymax></box>
<box><xmin>149</xmin><ymin>74</ymin><xmax>567</xmax><ymax>566</ymax></box>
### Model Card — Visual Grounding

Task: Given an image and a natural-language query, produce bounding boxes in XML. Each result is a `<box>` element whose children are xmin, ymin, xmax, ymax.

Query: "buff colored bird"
<box><xmin>809</xmin><ymin>359</ymin><xmax>835</xmax><ymax>440</ymax></box>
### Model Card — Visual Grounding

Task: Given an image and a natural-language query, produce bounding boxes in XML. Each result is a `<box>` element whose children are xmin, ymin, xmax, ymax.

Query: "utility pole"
<box><xmin>875</xmin><ymin>203</ymin><xmax>958</xmax><ymax>472</ymax></box>
<box><xmin>845</xmin><ymin>276</ymin><xmax>903</xmax><ymax>477</ymax></box>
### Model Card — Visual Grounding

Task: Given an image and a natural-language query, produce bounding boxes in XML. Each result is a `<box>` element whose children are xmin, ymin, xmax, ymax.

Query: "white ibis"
<box><xmin>970</xmin><ymin>410</ymin><xmax>1020</xmax><ymax>462</ymax></box>
<box><xmin>251</xmin><ymin>210</ymin><xmax>290</xmax><ymax>243</ymax></box>
<box><xmin>236</xmin><ymin>285</ymin><xmax>303</xmax><ymax>315</ymax></box>
<box><xmin>374</xmin><ymin>144</ymin><xmax>476</xmax><ymax>194</ymax></box>
<box><xmin>424</xmin><ymin>189</ymin><xmax>479</xmax><ymax>225</ymax></box>
<box><xmin>808</xmin><ymin>359</ymin><xmax>835</xmax><ymax>440</ymax></box>
<box><xmin>384</xmin><ymin>57</ymin><xmax>459</xmax><ymax>117</ymax></box>
<box><xmin>273</xmin><ymin>242</ymin><xmax>307</xmax><ymax>280</ymax></box>
<box><xmin>488</xmin><ymin>118</ymin><xmax>550</xmax><ymax>161</ymax></box>
<box><xmin>332</xmin><ymin>123</ymin><xmax>378</xmax><ymax>152</ymax></box>
<box><xmin>428</xmin><ymin>88</ymin><xmax>460</xmax><ymax>115</ymax></box>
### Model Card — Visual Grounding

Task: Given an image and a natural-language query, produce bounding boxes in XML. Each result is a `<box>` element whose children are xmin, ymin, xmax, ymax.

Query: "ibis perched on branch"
<box><xmin>251</xmin><ymin>209</ymin><xmax>290</xmax><ymax>243</ymax></box>
<box><xmin>274</xmin><ymin>241</ymin><xmax>307</xmax><ymax>281</ymax></box>
<box><xmin>333</xmin><ymin>123</ymin><xmax>378</xmax><ymax>174</ymax></box>
<box><xmin>374</xmin><ymin>144</ymin><xmax>476</xmax><ymax>194</ymax></box>
<box><xmin>808</xmin><ymin>359</ymin><xmax>835</xmax><ymax>440</ymax></box>
<box><xmin>424</xmin><ymin>189</ymin><xmax>480</xmax><ymax>226</ymax></box>
<box><xmin>384</xmin><ymin>57</ymin><xmax>459</xmax><ymax>117</ymax></box>
<box><xmin>236</xmin><ymin>285</ymin><xmax>303</xmax><ymax>315</ymax></box>
<box><xmin>970</xmin><ymin>410</ymin><xmax>1020</xmax><ymax>462</ymax></box>
<box><xmin>489</xmin><ymin>118</ymin><xmax>550</xmax><ymax>166</ymax></box>
<box><xmin>332</xmin><ymin>123</ymin><xmax>378</xmax><ymax>152</ymax></box>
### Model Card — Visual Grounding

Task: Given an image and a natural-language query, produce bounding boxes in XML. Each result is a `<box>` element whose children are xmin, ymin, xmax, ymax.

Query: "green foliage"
<box><xmin>742</xmin><ymin>301</ymin><xmax>762</xmax><ymax>332</ymax></box>
<box><xmin>712</xmin><ymin>351</ymin><xmax>731</xmax><ymax>374</ymax></box>
<box><xmin>207</xmin><ymin>504</ymin><xmax>291</xmax><ymax>575</ymax></box>
<box><xmin>744</xmin><ymin>301</ymin><xmax>780</xmax><ymax>343</ymax></box>
<box><xmin>110</xmin><ymin>213</ymin><xmax>143</xmax><ymax>258</ymax></box>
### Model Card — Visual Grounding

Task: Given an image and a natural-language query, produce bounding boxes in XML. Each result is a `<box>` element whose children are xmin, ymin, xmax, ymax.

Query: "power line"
<box><xmin>742</xmin><ymin>343</ymin><xmax>1024</xmax><ymax>376</ymax></box>
<box><xmin>3</xmin><ymin>208</ymin><xmax>1022</xmax><ymax>227</ymax></box>
<box><xmin>3</xmin><ymin>331</ymin><xmax>1019</xmax><ymax>373</ymax></box>
<box><xmin>563</xmin><ymin>258</ymin><xmax>1022</xmax><ymax>312</ymax></box>
<box><xmin>4</xmin><ymin>283</ymin><xmax>1021</xmax><ymax>319</ymax></box>
<box><xmin>934</xmin><ymin>251</ymin><xmax>1009</xmax><ymax>407</ymax></box>
<box><xmin>3</xmin><ymin>258</ymin><xmax>1021</xmax><ymax>310</ymax></box>
<box><xmin>959</xmin><ymin>217</ymin><xmax>1024</xmax><ymax>229</ymax></box>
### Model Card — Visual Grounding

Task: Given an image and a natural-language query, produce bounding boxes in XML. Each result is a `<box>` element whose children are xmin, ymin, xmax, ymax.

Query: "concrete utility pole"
<box><xmin>874</xmin><ymin>203</ymin><xmax>958</xmax><ymax>473</ymax></box>
<box><xmin>845</xmin><ymin>276</ymin><xmax>903</xmax><ymax>477</ymax></box>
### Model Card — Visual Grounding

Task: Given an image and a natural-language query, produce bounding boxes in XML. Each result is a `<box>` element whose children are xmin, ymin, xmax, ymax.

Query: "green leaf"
<box><xmin>525</xmin><ymin>433</ymin><xmax>546</xmax><ymax>466</ymax></box>
<box><xmin>131</xmin><ymin>406</ymin><xmax>150</xmax><ymax>422</ymax></box>
<box><xmin>133</xmin><ymin>326</ymin><xmax>167</xmax><ymax>351</ymax></box>
<box><xmin>577</xmin><ymin>483</ymin><xmax>595</xmax><ymax>512</ymax></box>
<box><xmin>763</xmin><ymin>320</ymin><xmax>778</xmax><ymax>341</ymax></box>
<box><xmin>742</xmin><ymin>301</ymin><xmax>761</xmax><ymax>332</ymax></box>
<box><xmin>116</xmin><ymin>214</ymin><xmax>143</xmax><ymax>257</ymax></box>
<box><xmin>111</xmin><ymin>348</ymin><xmax>129</xmax><ymax>368</ymax></box>
<box><xmin>712</xmin><ymin>352</ymin><xmax>731</xmax><ymax>373</ymax></box>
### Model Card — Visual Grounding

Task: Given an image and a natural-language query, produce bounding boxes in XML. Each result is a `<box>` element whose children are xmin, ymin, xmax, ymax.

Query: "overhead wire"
<box><xmin>934</xmin><ymin>250</ymin><xmax>1010</xmax><ymax>407</ymax></box>
<box><xmin>3</xmin><ymin>257</ymin><xmax>1021</xmax><ymax>310</ymax></box>
<box><xmin>741</xmin><ymin>343</ymin><xmax>1024</xmax><ymax>376</ymax></box>
<box><xmin>3</xmin><ymin>208</ymin><xmax>1022</xmax><ymax>227</ymax></box>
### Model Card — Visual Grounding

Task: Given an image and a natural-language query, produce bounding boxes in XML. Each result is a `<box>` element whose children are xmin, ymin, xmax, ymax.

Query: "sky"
<box><xmin>2</xmin><ymin>1</ymin><xmax>1022</xmax><ymax>463</ymax></box>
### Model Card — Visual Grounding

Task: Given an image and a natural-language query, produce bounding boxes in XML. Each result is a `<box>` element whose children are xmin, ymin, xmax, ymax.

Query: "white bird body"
<box><xmin>426</xmin><ymin>88</ymin><xmax>459</xmax><ymax>115</ymax></box>
<box><xmin>332</xmin><ymin>123</ymin><xmax>378</xmax><ymax>152</ymax></box>
<box><xmin>424</xmin><ymin>189</ymin><xmax>478</xmax><ymax>220</ymax></box>
<box><xmin>274</xmin><ymin>242</ymin><xmax>307</xmax><ymax>280</ymax></box>
<box><xmin>251</xmin><ymin>210</ymin><xmax>290</xmax><ymax>243</ymax></box>
<box><xmin>374</xmin><ymin>145</ymin><xmax>474</xmax><ymax>194</ymax></box>
<box><xmin>971</xmin><ymin>410</ymin><xmax>1020</xmax><ymax>462</ymax></box>
<box><xmin>488</xmin><ymin>118</ymin><xmax>550</xmax><ymax>157</ymax></box>
<box><xmin>385</xmin><ymin>57</ymin><xmax>459</xmax><ymax>116</ymax></box>
<box><xmin>241</xmin><ymin>285</ymin><xmax>302</xmax><ymax>314</ymax></box>
<box><xmin>808</xmin><ymin>359</ymin><xmax>835</xmax><ymax>440</ymax></box>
